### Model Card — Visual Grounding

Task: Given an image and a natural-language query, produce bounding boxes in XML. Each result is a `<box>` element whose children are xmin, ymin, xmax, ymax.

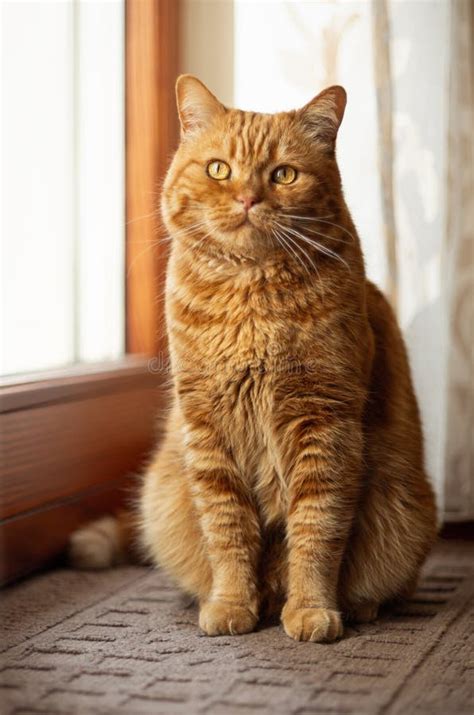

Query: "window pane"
<box><xmin>2</xmin><ymin>1</ymin><xmax>75</xmax><ymax>375</ymax></box>
<box><xmin>76</xmin><ymin>0</ymin><xmax>124</xmax><ymax>363</ymax></box>
<box><xmin>1</xmin><ymin>0</ymin><xmax>124</xmax><ymax>377</ymax></box>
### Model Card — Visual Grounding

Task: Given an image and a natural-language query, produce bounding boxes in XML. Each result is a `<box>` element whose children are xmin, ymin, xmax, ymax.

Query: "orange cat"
<box><xmin>70</xmin><ymin>76</ymin><xmax>437</xmax><ymax>642</ymax></box>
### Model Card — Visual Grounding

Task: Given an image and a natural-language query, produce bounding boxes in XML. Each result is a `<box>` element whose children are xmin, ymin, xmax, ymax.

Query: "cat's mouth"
<box><xmin>237</xmin><ymin>215</ymin><xmax>253</xmax><ymax>228</ymax></box>
<box><xmin>214</xmin><ymin>210</ymin><xmax>272</xmax><ymax>243</ymax></box>
<box><xmin>224</xmin><ymin>213</ymin><xmax>256</xmax><ymax>233</ymax></box>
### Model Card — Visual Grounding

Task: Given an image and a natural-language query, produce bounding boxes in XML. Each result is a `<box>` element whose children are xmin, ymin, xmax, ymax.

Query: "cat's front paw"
<box><xmin>199</xmin><ymin>600</ymin><xmax>257</xmax><ymax>636</ymax></box>
<box><xmin>281</xmin><ymin>604</ymin><xmax>343</xmax><ymax>642</ymax></box>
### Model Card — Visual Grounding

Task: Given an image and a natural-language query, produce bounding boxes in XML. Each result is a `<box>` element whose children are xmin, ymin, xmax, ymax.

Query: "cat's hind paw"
<box><xmin>349</xmin><ymin>602</ymin><xmax>379</xmax><ymax>624</ymax></box>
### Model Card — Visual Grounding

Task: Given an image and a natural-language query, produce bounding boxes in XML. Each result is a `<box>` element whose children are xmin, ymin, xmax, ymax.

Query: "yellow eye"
<box><xmin>207</xmin><ymin>160</ymin><xmax>231</xmax><ymax>180</ymax></box>
<box><xmin>272</xmin><ymin>165</ymin><xmax>297</xmax><ymax>185</ymax></box>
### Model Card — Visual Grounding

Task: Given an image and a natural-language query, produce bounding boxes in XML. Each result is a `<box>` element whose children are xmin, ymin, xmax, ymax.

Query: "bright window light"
<box><xmin>1</xmin><ymin>0</ymin><xmax>125</xmax><ymax>376</ymax></box>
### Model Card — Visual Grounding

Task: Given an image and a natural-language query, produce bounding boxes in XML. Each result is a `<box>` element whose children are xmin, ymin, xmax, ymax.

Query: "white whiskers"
<box><xmin>273</xmin><ymin>220</ymin><xmax>350</xmax><ymax>271</ymax></box>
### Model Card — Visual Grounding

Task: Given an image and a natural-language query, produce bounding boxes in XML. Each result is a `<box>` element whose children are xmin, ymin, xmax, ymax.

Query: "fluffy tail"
<box><xmin>68</xmin><ymin>510</ymin><xmax>139</xmax><ymax>569</ymax></box>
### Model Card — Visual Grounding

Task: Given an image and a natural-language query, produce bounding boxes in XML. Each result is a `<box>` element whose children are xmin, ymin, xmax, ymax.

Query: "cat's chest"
<box><xmin>216</xmin><ymin>361</ymin><xmax>284</xmax><ymax>515</ymax></box>
<box><xmin>170</xmin><ymin>271</ymin><xmax>312</xmax><ymax>370</ymax></box>
<box><xmin>170</xmin><ymin>271</ymin><xmax>309</xmax><ymax>518</ymax></box>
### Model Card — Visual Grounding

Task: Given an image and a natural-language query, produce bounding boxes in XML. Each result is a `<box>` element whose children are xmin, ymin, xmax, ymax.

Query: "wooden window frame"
<box><xmin>0</xmin><ymin>0</ymin><xmax>179</xmax><ymax>584</ymax></box>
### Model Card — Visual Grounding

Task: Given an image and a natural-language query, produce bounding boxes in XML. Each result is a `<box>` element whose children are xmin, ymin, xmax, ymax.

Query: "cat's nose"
<box><xmin>236</xmin><ymin>194</ymin><xmax>261</xmax><ymax>212</ymax></box>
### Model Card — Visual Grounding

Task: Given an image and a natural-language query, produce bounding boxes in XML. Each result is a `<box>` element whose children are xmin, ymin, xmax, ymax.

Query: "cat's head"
<box><xmin>162</xmin><ymin>75</ymin><xmax>347</xmax><ymax>261</ymax></box>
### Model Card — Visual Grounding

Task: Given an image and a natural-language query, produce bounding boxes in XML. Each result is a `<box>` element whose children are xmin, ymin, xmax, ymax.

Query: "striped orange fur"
<box><xmin>73</xmin><ymin>76</ymin><xmax>437</xmax><ymax>642</ymax></box>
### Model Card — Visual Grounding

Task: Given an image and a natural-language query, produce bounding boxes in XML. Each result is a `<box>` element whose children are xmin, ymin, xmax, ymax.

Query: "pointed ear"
<box><xmin>175</xmin><ymin>74</ymin><xmax>226</xmax><ymax>136</ymax></box>
<box><xmin>298</xmin><ymin>85</ymin><xmax>347</xmax><ymax>149</ymax></box>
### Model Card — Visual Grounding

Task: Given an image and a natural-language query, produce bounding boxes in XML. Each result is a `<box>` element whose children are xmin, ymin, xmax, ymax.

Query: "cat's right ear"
<box><xmin>175</xmin><ymin>75</ymin><xmax>226</xmax><ymax>136</ymax></box>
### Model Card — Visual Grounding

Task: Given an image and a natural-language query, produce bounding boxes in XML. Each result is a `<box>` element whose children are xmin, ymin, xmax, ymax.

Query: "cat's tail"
<box><xmin>68</xmin><ymin>509</ymin><xmax>140</xmax><ymax>569</ymax></box>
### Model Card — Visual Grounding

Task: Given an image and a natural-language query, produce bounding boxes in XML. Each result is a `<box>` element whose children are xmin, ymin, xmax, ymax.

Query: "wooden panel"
<box><xmin>0</xmin><ymin>357</ymin><xmax>155</xmax><ymax>412</ymax></box>
<box><xmin>440</xmin><ymin>522</ymin><xmax>474</xmax><ymax>540</ymax></box>
<box><xmin>0</xmin><ymin>360</ymin><xmax>165</xmax><ymax>582</ymax></box>
<box><xmin>0</xmin><ymin>480</ymin><xmax>130</xmax><ymax>584</ymax></box>
<box><xmin>126</xmin><ymin>0</ymin><xmax>179</xmax><ymax>356</ymax></box>
<box><xmin>1</xmin><ymin>381</ymin><xmax>160</xmax><ymax>520</ymax></box>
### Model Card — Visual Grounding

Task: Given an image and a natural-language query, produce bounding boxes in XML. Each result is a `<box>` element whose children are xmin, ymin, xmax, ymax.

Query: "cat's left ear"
<box><xmin>175</xmin><ymin>74</ymin><xmax>226</xmax><ymax>136</ymax></box>
<box><xmin>298</xmin><ymin>86</ymin><xmax>347</xmax><ymax>149</ymax></box>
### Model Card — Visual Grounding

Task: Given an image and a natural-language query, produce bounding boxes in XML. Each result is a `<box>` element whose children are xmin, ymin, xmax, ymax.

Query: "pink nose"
<box><xmin>237</xmin><ymin>194</ymin><xmax>260</xmax><ymax>212</ymax></box>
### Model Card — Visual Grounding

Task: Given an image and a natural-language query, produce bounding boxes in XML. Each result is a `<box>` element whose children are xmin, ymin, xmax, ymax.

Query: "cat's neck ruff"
<box><xmin>170</xmin><ymin>229</ymin><xmax>360</xmax><ymax>293</ymax></box>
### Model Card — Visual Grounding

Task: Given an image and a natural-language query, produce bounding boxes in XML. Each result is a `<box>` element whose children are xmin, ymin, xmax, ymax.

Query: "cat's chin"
<box><xmin>231</xmin><ymin>221</ymin><xmax>258</xmax><ymax>239</ymax></box>
<box><xmin>220</xmin><ymin>221</ymin><xmax>272</xmax><ymax>253</ymax></box>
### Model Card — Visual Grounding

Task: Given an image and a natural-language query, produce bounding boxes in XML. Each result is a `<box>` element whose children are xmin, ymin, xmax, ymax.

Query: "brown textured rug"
<box><xmin>1</xmin><ymin>539</ymin><xmax>473</xmax><ymax>715</ymax></box>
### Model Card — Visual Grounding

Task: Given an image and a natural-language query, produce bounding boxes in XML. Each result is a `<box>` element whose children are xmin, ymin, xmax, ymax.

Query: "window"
<box><xmin>1</xmin><ymin>0</ymin><xmax>179</xmax><ymax>583</ymax></box>
<box><xmin>2</xmin><ymin>0</ymin><xmax>125</xmax><ymax>376</ymax></box>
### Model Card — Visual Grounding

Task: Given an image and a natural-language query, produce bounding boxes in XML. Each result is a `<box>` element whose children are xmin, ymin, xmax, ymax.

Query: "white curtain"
<box><xmin>181</xmin><ymin>0</ymin><xmax>474</xmax><ymax>520</ymax></box>
<box><xmin>443</xmin><ymin>0</ymin><xmax>473</xmax><ymax>520</ymax></box>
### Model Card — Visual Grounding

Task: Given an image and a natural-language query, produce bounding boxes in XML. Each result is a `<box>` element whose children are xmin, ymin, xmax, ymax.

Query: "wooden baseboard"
<box><xmin>439</xmin><ymin>521</ymin><xmax>474</xmax><ymax>540</ymax></box>
<box><xmin>0</xmin><ymin>358</ymin><xmax>165</xmax><ymax>584</ymax></box>
<box><xmin>1</xmin><ymin>479</ymin><xmax>132</xmax><ymax>585</ymax></box>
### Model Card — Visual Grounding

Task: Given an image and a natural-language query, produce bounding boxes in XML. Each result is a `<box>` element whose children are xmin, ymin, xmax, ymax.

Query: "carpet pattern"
<box><xmin>1</xmin><ymin>539</ymin><xmax>473</xmax><ymax>714</ymax></box>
